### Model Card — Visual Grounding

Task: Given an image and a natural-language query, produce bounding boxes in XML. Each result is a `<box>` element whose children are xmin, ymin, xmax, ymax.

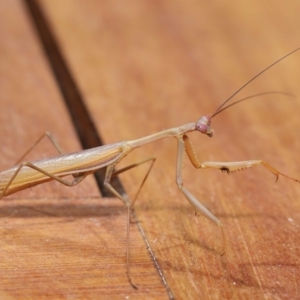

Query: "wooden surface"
<box><xmin>1</xmin><ymin>0</ymin><xmax>300</xmax><ymax>299</ymax></box>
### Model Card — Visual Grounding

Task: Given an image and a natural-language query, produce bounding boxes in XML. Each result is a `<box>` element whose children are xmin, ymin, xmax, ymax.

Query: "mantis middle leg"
<box><xmin>104</xmin><ymin>156</ymin><xmax>156</xmax><ymax>289</ymax></box>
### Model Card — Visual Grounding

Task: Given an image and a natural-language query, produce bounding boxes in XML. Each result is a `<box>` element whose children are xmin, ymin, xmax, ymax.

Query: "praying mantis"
<box><xmin>1</xmin><ymin>48</ymin><xmax>300</xmax><ymax>289</ymax></box>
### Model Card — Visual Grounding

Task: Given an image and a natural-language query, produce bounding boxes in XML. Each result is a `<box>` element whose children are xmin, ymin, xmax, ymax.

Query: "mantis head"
<box><xmin>196</xmin><ymin>115</ymin><xmax>213</xmax><ymax>137</ymax></box>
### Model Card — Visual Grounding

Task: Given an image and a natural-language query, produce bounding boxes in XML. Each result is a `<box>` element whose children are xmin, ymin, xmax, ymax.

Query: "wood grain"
<box><xmin>1</xmin><ymin>0</ymin><xmax>300</xmax><ymax>299</ymax></box>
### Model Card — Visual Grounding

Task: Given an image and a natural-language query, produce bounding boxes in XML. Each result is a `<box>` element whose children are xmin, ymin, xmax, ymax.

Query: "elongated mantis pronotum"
<box><xmin>1</xmin><ymin>48</ymin><xmax>300</xmax><ymax>289</ymax></box>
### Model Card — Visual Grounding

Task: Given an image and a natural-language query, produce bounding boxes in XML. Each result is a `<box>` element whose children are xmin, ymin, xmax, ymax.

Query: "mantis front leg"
<box><xmin>176</xmin><ymin>136</ymin><xmax>226</xmax><ymax>254</ymax></box>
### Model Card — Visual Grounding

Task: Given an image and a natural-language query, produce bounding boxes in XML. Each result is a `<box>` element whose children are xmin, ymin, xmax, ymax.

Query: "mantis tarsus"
<box><xmin>1</xmin><ymin>48</ymin><xmax>300</xmax><ymax>289</ymax></box>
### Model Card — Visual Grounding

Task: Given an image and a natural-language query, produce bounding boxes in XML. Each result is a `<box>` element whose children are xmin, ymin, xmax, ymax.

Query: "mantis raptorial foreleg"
<box><xmin>183</xmin><ymin>134</ymin><xmax>300</xmax><ymax>183</ymax></box>
<box><xmin>178</xmin><ymin>134</ymin><xmax>300</xmax><ymax>253</ymax></box>
<box><xmin>176</xmin><ymin>134</ymin><xmax>300</xmax><ymax>254</ymax></box>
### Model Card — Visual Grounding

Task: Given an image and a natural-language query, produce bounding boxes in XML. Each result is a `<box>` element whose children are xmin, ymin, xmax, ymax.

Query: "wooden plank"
<box><xmin>3</xmin><ymin>0</ymin><xmax>300</xmax><ymax>299</ymax></box>
<box><xmin>40</xmin><ymin>0</ymin><xmax>300</xmax><ymax>299</ymax></box>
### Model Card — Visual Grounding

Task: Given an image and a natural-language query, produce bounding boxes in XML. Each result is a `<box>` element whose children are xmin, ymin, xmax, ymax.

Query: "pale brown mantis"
<box><xmin>1</xmin><ymin>48</ymin><xmax>300</xmax><ymax>289</ymax></box>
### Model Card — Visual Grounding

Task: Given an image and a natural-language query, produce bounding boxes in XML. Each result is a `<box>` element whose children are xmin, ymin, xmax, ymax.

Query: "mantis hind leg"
<box><xmin>15</xmin><ymin>132</ymin><xmax>64</xmax><ymax>165</ymax></box>
<box><xmin>0</xmin><ymin>161</ymin><xmax>88</xmax><ymax>200</ymax></box>
<box><xmin>14</xmin><ymin>132</ymin><xmax>81</xmax><ymax>181</ymax></box>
